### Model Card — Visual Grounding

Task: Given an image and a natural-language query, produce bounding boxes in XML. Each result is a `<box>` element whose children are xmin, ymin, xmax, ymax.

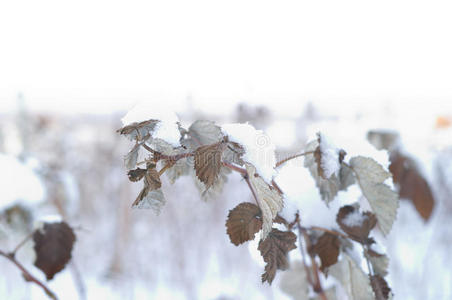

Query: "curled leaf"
<box><xmin>245</xmin><ymin>163</ymin><xmax>284</xmax><ymax>240</ymax></box>
<box><xmin>370</xmin><ymin>275</ymin><xmax>391</xmax><ymax>300</ymax></box>
<box><xmin>127</xmin><ymin>168</ymin><xmax>147</xmax><ymax>182</ymax></box>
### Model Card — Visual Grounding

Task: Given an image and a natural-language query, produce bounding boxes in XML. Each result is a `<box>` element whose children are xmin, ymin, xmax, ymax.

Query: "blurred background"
<box><xmin>1</xmin><ymin>1</ymin><xmax>452</xmax><ymax>299</ymax></box>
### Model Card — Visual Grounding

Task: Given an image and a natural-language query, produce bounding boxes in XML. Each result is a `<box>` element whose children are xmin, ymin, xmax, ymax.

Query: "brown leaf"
<box><xmin>310</xmin><ymin>232</ymin><xmax>340</xmax><ymax>272</ymax></box>
<box><xmin>258</xmin><ymin>229</ymin><xmax>297</xmax><ymax>284</ymax></box>
<box><xmin>145</xmin><ymin>168</ymin><xmax>162</xmax><ymax>190</ymax></box>
<box><xmin>336</xmin><ymin>205</ymin><xmax>377</xmax><ymax>244</ymax></box>
<box><xmin>33</xmin><ymin>222</ymin><xmax>76</xmax><ymax>280</ymax></box>
<box><xmin>127</xmin><ymin>168</ymin><xmax>147</xmax><ymax>182</ymax></box>
<box><xmin>389</xmin><ymin>151</ymin><xmax>434</xmax><ymax>221</ymax></box>
<box><xmin>314</xmin><ymin>145</ymin><xmax>326</xmax><ymax>179</ymax></box>
<box><xmin>226</xmin><ymin>203</ymin><xmax>263</xmax><ymax>246</ymax></box>
<box><xmin>117</xmin><ymin>120</ymin><xmax>159</xmax><ymax>141</ymax></box>
<box><xmin>194</xmin><ymin>143</ymin><xmax>224</xmax><ymax>191</ymax></box>
<box><xmin>370</xmin><ymin>275</ymin><xmax>391</xmax><ymax>300</ymax></box>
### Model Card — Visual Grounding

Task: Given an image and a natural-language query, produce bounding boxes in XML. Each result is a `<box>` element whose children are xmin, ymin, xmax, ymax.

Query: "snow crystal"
<box><xmin>121</xmin><ymin>102</ymin><xmax>181</xmax><ymax>147</ymax></box>
<box><xmin>0</xmin><ymin>153</ymin><xmax>45</xmax><ymax>210</ymax></box>
<box><xmin>221</xmin><ymin>123</ymin><xmax>276</xmax><ymax>183</ymax></box>
<box><xmin>342</xmin><ymin>210</ymin><xmax>367</xmax><ymax>227</ymax></box>
<box><xmin>318</xmin><ymin>132</ymin><xmax>341</xmax><ymax>178</ymax></box>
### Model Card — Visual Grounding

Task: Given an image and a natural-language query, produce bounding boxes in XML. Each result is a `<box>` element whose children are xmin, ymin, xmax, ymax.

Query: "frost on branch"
<box><xmin>350</xmin><ymin>156</ymin><xmax>398</xmax><ymax>235</ymax></box>
<box><xmin>258</xmin><ymin>228</ymin><xmax>297</xmax><ymax>284</ymax></box>
<box><xmin>225</xmin><ymin>202</ymin><xmax>262</xmax><ymax>245</ymax></box>
<box><xmin>245</xmin><ymin>163</ymin><xmax>283</xmax><ymax>239</ymax></box>
<box><xmin>33</xmin><ymin>221</ymin><xmax>76</xmax><ymax>280</ymax></box>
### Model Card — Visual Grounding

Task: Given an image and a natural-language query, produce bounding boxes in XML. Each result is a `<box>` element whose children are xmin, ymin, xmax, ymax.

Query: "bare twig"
<box><xmin>297</xmin><ymin>221</ymin><xmax>328</xmax><ymax>300</ymax></box>
<box><xmin>0</xmin><ymin>249</ymin><xmax>58</xmax><ymax>300</ymax></box>
<box><xmin>276</xmin><ymin>151</ymin><xmax>314</xmax><ymax>168</ymax></box>
<box><xmin>222</xmin><ymin>161</ymin><xmax>247</xmax><ymax>175</ymax></box>
<box><xmin>11</xmin><ymin>233</ymin><xmax>33</xmax><ymax>256</ymax></box>
<box><xmin>309</xmin><ymin>226</ymin><xmax>349</xmax><ymax>240</ymax></box>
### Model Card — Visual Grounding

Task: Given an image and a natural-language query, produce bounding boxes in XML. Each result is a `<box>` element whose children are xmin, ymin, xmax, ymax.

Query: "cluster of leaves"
<box><xmin>119</xmin><ymin>119</ymin><xmax>400</xmax><ymax>300</ymax></box>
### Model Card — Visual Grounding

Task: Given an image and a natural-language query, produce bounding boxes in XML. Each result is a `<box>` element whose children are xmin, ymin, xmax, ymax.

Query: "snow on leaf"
<box><xmin>370</xmin><ymin>275</ymin><xmax>391</xmax><ymax>300</ymax></box>
<box><xmin>279</xmin><ymin>261</ymin><xmax>309</xmax><ymax>300</ymax></box>
<box><xmin>222</xmin><ymin>123</ymin><xmax>276</xmax><ymax>183</ymax></box>
<box><xmin>365</xmin><ymin>248</ymin><xmax>389</xmax><ymax>277</ymax></box>
<box><xmin>330</xmin><ymin>254</ymin><xmax>374</xmax><ymax>300</ymax></box>
<box><xmin>310</xmin><ymin>232</ymin><xmax>340</xmax><ymax>272</ymax></box>
<box><xmin>336</xmin><ymin>205</ymin><xmax>377</xmax><ymax>244</ymax></box>
<box><xmin>350</xmin><ymin>156</ymin><xmax>399</xmax><ymax>236</ymax></box>
<box><xmin>117</xmin><ymin>120</ymin><xmax>159</xmax><ymax>142</ymax></box>
<box><xmin>226</xmin><ymin>202</ymin><xmax>263</xmax><ymax>246</ymax></box>
<box><xmin>258</xmin><ymin>228</ymin><xmax>297</xmax><ymax>284</ymax></box>
<box><xmin>194</xmin><ymin>143</ymin><xmax>224</xmax><ymax>191</ymax></box>
<box><xmin>304</xmin><ymin>140</ymin><xmax>354</xmax><ymax>204</ymax></box>
<box><xmin>317</xmin><ymin>132</ymin><xmax>342</xmax><ymax>179</ymax></box>
<box><xmin>245</xmin><ymin>163</ymin><xmax>284</xmax><ymax>240</ymax></box>
<box><xmin>33</xmin><ymin>222</ymin><xmax>76</xmax><ymax>280</ymax></box>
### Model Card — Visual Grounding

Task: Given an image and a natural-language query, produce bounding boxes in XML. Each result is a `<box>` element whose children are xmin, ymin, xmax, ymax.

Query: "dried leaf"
<box><xmin>258</xmin><ymin>228</ymin><xmax>297</xmax><ymax>284</ymax></box>
<box><xmin>245</xmin><ymin>163</ymin><xmax>284</xmax><ymax>239</ymax></box>
<box><xmin>226</xmin><ymin>202</ymin><xmax>263</xmax><ymax>246</ymax></box>
<box><xmin>279</xmin><ymin>261</ymin><xmax>309</xmax><ymax>300</ymax></box>
<box><xmin>117</xmin><ymin>120</ymin><xmax>159</xmax><ymax>141</ymax></box>
<box><xmin>304</xmin><ymin>140</ymin><xmax>354</xmax><ymax>204</ymax></box>
<box><xmin>145</xmin><ymin>168</ymin><xmax>162</xmax><ymax>190</ymax></box>
<box><xmin>389</xmin><ymin>151</ymin><xmax>434</xmax><ymax>221</ymax></box>
<box><xmin>365</xmin><ymin>249</ymin><xmax>389</xmax><ymax>277</ymax></box>
<box><xmin>165</xmin><ymin>155</ymin><xmax>192</xmax><ymax>184</ymax></box>
<box><xmin>310</xmin><ymin>232</ymin><xmax>340</xmax><ymax>272</ymax></box>
<box><xmin>330</xmin><ymin>254</ymin><xmax>374</xmax><ymax>300</ymax></box>
<box><xmin>194</xmin><ymin>166</ymin><xmax>229</xmax><ymax>201</ymax></box>
<box><xmin>350</xmin><ymin>156</ymin><xmax>399</xmax><ymax>235</ymax></box>
<box><xmin>336</xmin><ymin>205</ymin><xmax>377</xmax><ymax>244</ymax></box>
<box><xmin>33</xmin><ymin>222</ymin><xmax>76</xmax><ymax>280</ymax></box>
<box><xmin>194</xmin><ymin>143</ymin><xmax>224</xmax><ymax>191</ymax></box>
<box><xmin>127</xmin><ymin>168</ymin><xmax>147</xmax><ymax>182</ymax></box>
<box><xmin>370</xmin><ymin>275</ymin><xmax>391</xmax><ymax>300</ymax></box>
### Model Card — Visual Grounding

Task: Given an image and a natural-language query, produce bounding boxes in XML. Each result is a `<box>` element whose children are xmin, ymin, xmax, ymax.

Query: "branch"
<box><xmin>297</xmin><ymin>221</ymin><xmax>328</xmax><ymax>300</ymax></box>
<box><xmin>222</xmin><ymin>161</ymin><xmax>247</xmax><ymax>175</ymax></box>
<box><xmin>0</xmin><ymin>249</ymin><xmax>58</xmax><ymax>300</ymax></box>
<box><xmin>276</xmin><ymin>151</ymin><xmax>314</xmax><ymax>168</ymax></box>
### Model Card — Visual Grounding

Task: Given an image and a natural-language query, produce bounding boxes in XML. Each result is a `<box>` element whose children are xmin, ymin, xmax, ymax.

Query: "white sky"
<box><xmin>1</xmin><ymin>0</ymin><xmax>452</xmax><ymax>114</ymax></box>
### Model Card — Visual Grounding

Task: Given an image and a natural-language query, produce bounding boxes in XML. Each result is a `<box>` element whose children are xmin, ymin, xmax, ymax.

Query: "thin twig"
<box><xmin>11</xmin><ymin>233</ymin><xmax>33</xmax><ymax>256</ymax></box>
<box><xmin>298</xmin><ymin>222</ymin><xmax>328</xmax><ymax>300</ymax></box>
<box><xmin>222</xmin><ymin>161</ymin><xmax>247</xmax><ymax>175</ymax></box>
<box><xmin>0</xmin><ymin>250</ymin><xmax>58</xmax><ymax>300</ymax></box>
<box><xmin>244</xmin><ymin>173</ymin><xmax>259</xmax><ymax>206</ymax></box>
<box><xmin>276</xmin><ymin>151</ymin><xmax>314</xmax><ymax>168</ymax></box>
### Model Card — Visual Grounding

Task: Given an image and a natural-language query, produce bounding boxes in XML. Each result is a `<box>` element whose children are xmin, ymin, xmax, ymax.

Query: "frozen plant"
<box><xmin>118</xmin><ymin>108</ymin><xmax>399</xmax><ymax>300</ymax></box>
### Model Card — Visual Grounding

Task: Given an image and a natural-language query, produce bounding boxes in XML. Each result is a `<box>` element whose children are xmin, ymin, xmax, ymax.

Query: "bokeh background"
<box><xmin>1</xmin><ymin>1</ymin><xmax>452</xmax><ymax>299</ymax></box>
